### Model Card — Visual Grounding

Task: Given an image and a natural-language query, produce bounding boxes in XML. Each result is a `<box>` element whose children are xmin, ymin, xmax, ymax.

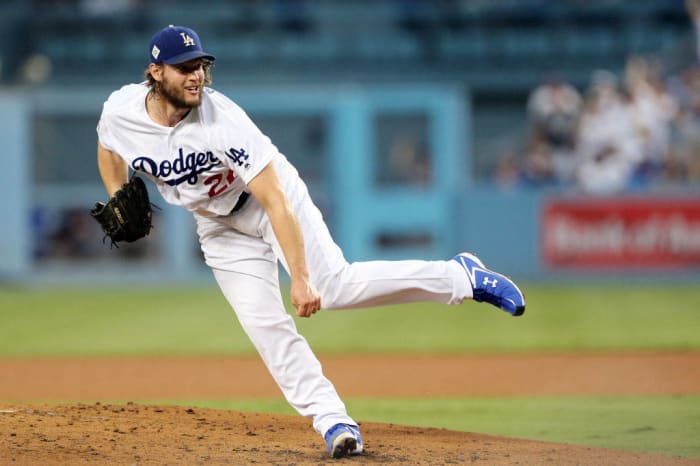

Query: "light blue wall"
<box><xmin>2</xmin><ymin>86</ymin><xmax>698</xmax><ymax>284</ymax></box>
<box><xmin>0</xmin><ymin>92</ymin><xmax>30</xmax><ymax>279</ymax></box>
<box><xmin>329</xmin><ymin>85</ymin><xmax>468</xmax><ymax>261</ymax></box>
<box><xmin>457</xmin><ymin>187</ymin><xmax>542</xmax><ymax>278</ymax></box>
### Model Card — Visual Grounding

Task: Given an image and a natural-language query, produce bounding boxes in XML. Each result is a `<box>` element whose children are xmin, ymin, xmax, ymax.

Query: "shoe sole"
<box><xmin>459</xmin><ymin>252</ymin><xmax>526</xmax><ymax>317</ymax></box>
<box><xmin>330</xmin><ymin>434</ymin><xmax>358</xmax><ymax>459</ymax></box>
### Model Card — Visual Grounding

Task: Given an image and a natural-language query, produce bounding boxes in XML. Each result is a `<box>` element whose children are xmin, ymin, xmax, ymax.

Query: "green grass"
<box><xmin>341</xmin><ymin>396</ymin><xmax>700</xmax><ymax>459</ymax></box>
<box><xmin>0</xmin><ymin>284</ymin><xmax>699</xmax><ymax>356</ymax></box>
<box><xmin>1</xmin><ymin>284</ymin><xmax>699</xmax><ymax>458</ymax></box>
<box><xmin>0</xmin><ymin>286</ymin><xmax>246</xmax><ymax>357</ymax></box>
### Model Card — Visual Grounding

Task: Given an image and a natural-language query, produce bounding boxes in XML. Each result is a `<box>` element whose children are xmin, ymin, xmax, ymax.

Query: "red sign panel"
<box><xmin>541</xmin><ymin>197</ymin><xmax>700</xmax><ymax>268</ymax></box>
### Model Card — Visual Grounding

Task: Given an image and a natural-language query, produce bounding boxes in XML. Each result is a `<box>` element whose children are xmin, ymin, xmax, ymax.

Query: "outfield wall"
<box><xmin>1</xmin><ymin>86</ymin><xmax>698</xmax><ymax>284</ymax></box>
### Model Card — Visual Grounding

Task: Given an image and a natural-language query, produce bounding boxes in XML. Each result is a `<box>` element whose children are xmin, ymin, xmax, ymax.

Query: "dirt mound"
<box><xmin>2</xmin><ymin>353</ymin><xmax>699</xmax><ymax>464</ymax></box>
<box><xmin>1</xmin><ymin>404</ymin><xmax>696</xmax><ymax>465</ymax></box>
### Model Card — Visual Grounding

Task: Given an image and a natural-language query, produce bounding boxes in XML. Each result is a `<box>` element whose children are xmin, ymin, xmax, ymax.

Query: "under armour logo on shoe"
<box><xmin>452</xmin><ymin>252</ymin><xmax>526</xmax><ymax>316</ymax></box>
<box><xmin>482</xmin><ymin>276</ymin><xmax>498</xmax><ymax>288</ymax></box>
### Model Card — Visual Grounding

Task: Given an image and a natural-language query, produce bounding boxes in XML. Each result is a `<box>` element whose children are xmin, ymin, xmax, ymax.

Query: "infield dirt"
<box><xmin>1</xmin><ymin>352</ymin><xmax>699</xmax><ymax>465</ymax></box>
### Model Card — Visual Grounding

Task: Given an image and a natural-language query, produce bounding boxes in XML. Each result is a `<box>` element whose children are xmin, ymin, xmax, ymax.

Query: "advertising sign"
<box><xmin>542</xmin><ymin>198</ymin><xmax>700</xmax><ymax>268</ymax></box>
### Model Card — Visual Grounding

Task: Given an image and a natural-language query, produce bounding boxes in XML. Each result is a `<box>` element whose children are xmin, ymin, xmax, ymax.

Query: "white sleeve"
<box><xmin>96</xmin><ymin>115</ymin><xmax>116</xmax><ymax>152</ymax></box>
<box><xmin>217</xmin><ymin>103</ymin><xmax>277</xmax><ymax>185</ymax></box>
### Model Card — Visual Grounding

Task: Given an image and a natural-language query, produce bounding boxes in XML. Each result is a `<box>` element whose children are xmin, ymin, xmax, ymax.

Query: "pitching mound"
<box><xmin>1</xmin><ymin>403</ymin><xmax>695</xmax><ymax>465</ymax></box>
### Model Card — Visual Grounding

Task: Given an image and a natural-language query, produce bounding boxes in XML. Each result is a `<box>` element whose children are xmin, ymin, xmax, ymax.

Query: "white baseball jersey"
<box><xmin>98</xmin><ymin>83</ymin><xmax>276</xmax><ymax>217</ymax></box>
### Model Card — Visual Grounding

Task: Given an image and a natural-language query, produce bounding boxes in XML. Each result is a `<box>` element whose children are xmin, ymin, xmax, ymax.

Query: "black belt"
<box><xmin>231</xmin><ymin>191</ymin><xmax>250</xmax><ymax>213</ymax></box>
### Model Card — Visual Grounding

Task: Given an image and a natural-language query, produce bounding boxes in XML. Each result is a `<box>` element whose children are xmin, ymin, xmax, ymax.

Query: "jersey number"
<box><xmin>204</xmin><ymin>169</ymin><xmax>236</xmax><ymax>198</ymax></box>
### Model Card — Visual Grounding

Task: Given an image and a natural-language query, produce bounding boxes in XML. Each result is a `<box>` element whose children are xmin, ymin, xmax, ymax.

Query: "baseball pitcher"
<box><xmin>92</xmin><ymin>25</ymin><xmax>525</xmax><ymax>459</ymax></box>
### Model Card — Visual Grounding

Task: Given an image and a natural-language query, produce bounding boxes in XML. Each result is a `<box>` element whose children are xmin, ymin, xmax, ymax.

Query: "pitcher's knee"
<box><xmin>316</xmin><ymin>268</ymin><xmax>353</xmax><ymax>310</ymax></box>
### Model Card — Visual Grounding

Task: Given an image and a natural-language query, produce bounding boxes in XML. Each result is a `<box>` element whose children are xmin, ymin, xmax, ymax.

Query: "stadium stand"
<box><xmin>0</xmin><ymin>0</ymin><xmax>692</xmax><ymax>90</ymax></box>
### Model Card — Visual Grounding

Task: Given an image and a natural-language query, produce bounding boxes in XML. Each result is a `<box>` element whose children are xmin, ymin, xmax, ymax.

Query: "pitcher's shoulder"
<box><xmin>200</xmin><ymin>87</ymin><xmax>250</xmax><ymax>125</ymax></box>
<box><xmin>102</xmin><ymin>83</ymin><xmax>149</xmax><ymax>113</ymax></box>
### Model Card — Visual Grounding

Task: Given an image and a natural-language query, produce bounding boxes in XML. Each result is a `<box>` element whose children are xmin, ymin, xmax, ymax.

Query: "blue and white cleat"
<box><xmin>453</xmin><ymin>252</ymin><xmax>526</xmax><ymax>316</ymax></box>
<box><xmin>324</xmin><ymin>423</ymin><xmax>363</xmax><ymax>459</ymax></box>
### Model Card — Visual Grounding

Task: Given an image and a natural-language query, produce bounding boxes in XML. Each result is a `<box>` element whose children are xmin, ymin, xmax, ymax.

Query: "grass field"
<box><xmin>1</xmin><ymin>284</ymin><xmax>699</xmax><ymax>356</ymax></box>
<box><xmin>1</xmin><ymin>284</ymin><xmax>699</xmax><ymax>457</ymax></box>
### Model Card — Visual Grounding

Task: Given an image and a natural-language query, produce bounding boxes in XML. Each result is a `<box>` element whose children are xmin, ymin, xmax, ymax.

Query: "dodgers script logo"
<box><xmin>132</xmin><ymin>147</ymin><xmax>252</xmax><ymax>186</ymax></box>
<box><xmin>132</xmin><ymin>148</ymin><xmax>222</xmax><ymax>186</ymax></box>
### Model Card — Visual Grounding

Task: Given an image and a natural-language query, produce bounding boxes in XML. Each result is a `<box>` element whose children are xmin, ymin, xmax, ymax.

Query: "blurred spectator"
<box><xmin>385</xmin><ymin>133</ymin><xmax>432</xmax><ymax>187</ymax></box>
<box><xmin>527</xmin><ymin>73</ymin><xmax>582</xmax><ymax>151</ymax></box>
<box><xmin>520</xmin><ymin>140</ymin><xmax>558</xmax><ymax>187</ymax></box>
<box><xmin>573</xmin><ymin>69</ymin><xmax>643</xmax><ymax>193</ymax></box>
<box><xmin>686</xmin><ymin>0</ymin><xmax>700</xmax><ymax>62</ymax></box>
<box><xmin>625</xmin><ymin>55</ymin><xmax>678</xmax><ymax>185</ymax></box>
<box><xmin>668</xmin><ymin>71</ymin><xmax>700</xmax><ymax>183</ymax></box>
<box><xmin>33</xmin><ymin>207</ymin><xmax>98</xmax><ymax>260</ymax></box>
<box><xmin>507</xmin><ymin>56</ymin><xmax>700</xmax><ymax>193</ymax></box>
<box><xmin>494</xmin><ymin>150</ymin><xmax>522</xmax><ymax>190</ymax></box>
<box><xmin>49</xmin><ymin>208</ymin><xmax>96</xmax><ymax>259</ymax></box>
<box><xmin>18</xmin><ymin>53</ymin><xmax>52</xmax><ymax>85</ymax></box>
<box><xmin>526</xmin><ymin>73</ymin><xmax>582</xmax><ymax>185</ymax></box>
<box><xmin>33</xmin><ymin>206</ymin><xmax>154</xmax><ymax>261</ymax></box>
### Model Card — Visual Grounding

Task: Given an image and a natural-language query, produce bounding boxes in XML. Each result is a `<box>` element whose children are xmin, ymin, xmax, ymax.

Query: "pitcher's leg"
<box><xmin>212</xmin><ymin>267</ymin><xmax>356</xmax><ymax>435</ymax></box>
<box><xmin>261</xmin><ymin>186</ymin><xmax>473</xmax><ymax>309</ymax></box>
<box><xmin>319</xmin><ymin>259</ymin><xmax>472</xmax><ymax>309</ymax></box>
<box><xmin>282</xmin><ymin>186</ymin><xmax>524</xmax><ymax>314</ymax></box>
<box><xmin>318</xmin><ymin>254</ymin><xmax>526</xmax><ymax>315</ymax></box>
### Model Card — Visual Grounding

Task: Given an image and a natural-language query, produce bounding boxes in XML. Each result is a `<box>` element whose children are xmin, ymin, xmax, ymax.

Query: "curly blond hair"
<box><xmin>143</xmin><ymin>60</ymin><xmax>213</xmax><ymax>91</ymax></box>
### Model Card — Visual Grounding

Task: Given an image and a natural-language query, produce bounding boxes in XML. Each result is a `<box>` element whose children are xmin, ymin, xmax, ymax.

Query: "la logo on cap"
<box><xmin>180</xmin><ymin>32</ymin><xmax>195</xmax><ymax>47</ymax></box>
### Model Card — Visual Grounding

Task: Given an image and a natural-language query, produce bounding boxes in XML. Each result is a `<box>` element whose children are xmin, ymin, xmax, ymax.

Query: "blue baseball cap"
<box><xmin>149</xmin><ymin>25</ymin><xmax>216</xmax><ymax>65</ymax></box>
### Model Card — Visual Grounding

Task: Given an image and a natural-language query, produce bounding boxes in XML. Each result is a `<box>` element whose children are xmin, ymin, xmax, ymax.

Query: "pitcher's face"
<box><xmin>158</xmin><ymin>59</ymin><xmax>206</xmax><ymax>108</ymax></box>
